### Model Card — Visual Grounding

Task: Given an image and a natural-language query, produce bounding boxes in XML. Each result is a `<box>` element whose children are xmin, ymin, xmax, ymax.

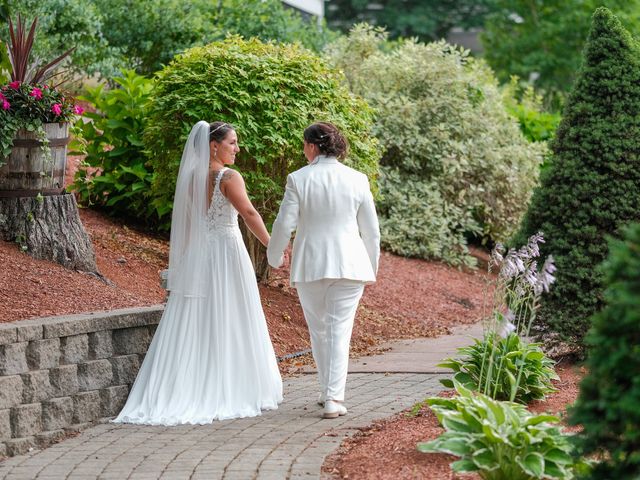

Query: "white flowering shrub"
<box><xmin>326</xmin><ymin>25</ymin><xmax>547</xmax><ymax>266</ymax></box>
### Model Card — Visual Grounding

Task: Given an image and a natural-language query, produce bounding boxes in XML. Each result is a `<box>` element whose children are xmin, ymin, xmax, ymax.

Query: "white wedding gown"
<box><xmin>113</xmin><ymin>168</ymin><xmax>283</xmax><ymax>425</ymax></box>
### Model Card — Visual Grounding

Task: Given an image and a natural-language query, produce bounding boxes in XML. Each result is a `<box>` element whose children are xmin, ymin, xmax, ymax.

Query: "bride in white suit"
<box><xmin>267</xmin><ymin>122</ymin><xmax>380</xmax><ymax>419</ymax></box>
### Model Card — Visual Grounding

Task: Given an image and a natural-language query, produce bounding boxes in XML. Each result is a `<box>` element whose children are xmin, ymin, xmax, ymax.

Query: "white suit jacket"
<box><xmin>267</xmin><ymin>155</ymin><xmax>380</xmax><ymax>286</ymax></box>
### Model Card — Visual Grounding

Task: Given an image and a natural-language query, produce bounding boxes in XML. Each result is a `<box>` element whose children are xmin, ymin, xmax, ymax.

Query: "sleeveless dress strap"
<box><xmin>214</xmin><ymin>167</ymin><xmax>228</xmax><ymax>192</ymax></box>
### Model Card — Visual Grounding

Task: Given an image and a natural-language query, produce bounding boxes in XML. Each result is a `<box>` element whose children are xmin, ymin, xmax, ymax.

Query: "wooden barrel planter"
<box><xmin>0</xmin><ymin>122</ymin><xmax>70</xmax><ymax>197</ymax></box>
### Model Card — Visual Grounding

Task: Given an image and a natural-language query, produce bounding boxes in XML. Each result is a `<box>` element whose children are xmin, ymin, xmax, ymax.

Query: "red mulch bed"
<box><xmin>323</xmin><ymin>362</ymin><xmax>584</xmax><ymax>479</ymax></box>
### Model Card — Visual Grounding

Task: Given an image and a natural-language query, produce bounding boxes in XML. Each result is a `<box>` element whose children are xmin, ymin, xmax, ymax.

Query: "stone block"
<box><xmin>113</xmin><ymin>327</ymin><xmax>152</xmax><ymax>355</ymax></box>
<box><xmin>16</xmin><ymin>319</ymin><xmax>43</xmax><ymax>342</ymax></box>
<box><xmin>72</xmin><ymin>391</ymin><xmax>101</xmax><ymax>423</ymax></box>
<box><xmin>100</xmin><ymin>385</ymin><xmax>130</xmax><ymax>417</ymax></box>
<box><xmin>5</xmin><ymin>436</ymin><xmax>36</xmax><ymax>456</ymax></box>
<box><xmin>0</xmin><ymin>342</ymin><xmax>28</xmax><ymax>375</ymax></box>
<box><xmin>35</xmin><ymin>429</ymin><xmax>66</xmax><ymax>448</ymax></box>
<box><xmin>10</xmin><ymin>403</ymin><xmax>42</xmax><ymax>437</ymax></box>
<box><xmin>26</xmin><ymin>338</ymin><xmax>60</xmax><ymax>370</ymax></box>
<box><xmin>42</xmin><ymin>397</ymin><xmax>73</xmax><ymax>431</ymax></box>
<box><xmin>0</xmin><ymin>442</ymin><xmax>6</xmax><ymax>457</ymax></box>
<box><xmin>88</xmin><ymin>330</ymin><xmax>113</xmax><ymax>359</ymax></box>
<box><xmin>42</xmin><ymin>306</ymin><xmax>163</xmax><ymax>339</ymax></box>
<box><xmin>0</xmin><ymin>324</ymin><xmax>17</xmax><ymax>346</ymax></box>
<box><xmin>21</xmin><ymin>370</ymin><xmax>53</xmax><ymax>403</ymax></box>
<box><xmin>60</xmin><ymin>334</ymin><xmax>89</xmax><ymax>364</ymax></box>
<box><xmin>77</xmin><ymin>359</ymin><xmax>113</xmax><ymax>391</ymax></box>
<box><xmin>110</xmin><ymin>354</ymin><xmax>141</xmax><ymax>385</ymax></box>
<box><xmin>49</xmin><ymin>364</ymin><xmax>79</xmax><ymax>397</ymax></box>
<box><xmin>0</xmin><ymin>408</ymin><xmax>11</xmax><ymax>442</ymax></box>
<box><xmin>0</xmin><ymin>375</ymin><xmax>23</xmax><ymax>409</ymax></box>
<box><xmin>63</xmin><ymin>422</ymin><xmax>92</xmax><ymax>434</ymax></box>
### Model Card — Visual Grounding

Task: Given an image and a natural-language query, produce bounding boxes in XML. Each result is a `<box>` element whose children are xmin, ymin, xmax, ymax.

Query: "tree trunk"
<box><xmin>239</xmin><ymin>221</ymin><xmax>270</xmax><ymax>282</ymax></box>
<box><xmin>0</xmin><ymin>193</ymin><xmax>97</xmax><ymax>273</ymax></box>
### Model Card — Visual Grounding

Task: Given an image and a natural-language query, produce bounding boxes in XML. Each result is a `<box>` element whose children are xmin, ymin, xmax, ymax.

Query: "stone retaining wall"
<box><xmin>0</xmin><ymin>306</ymin><xmax>163</xmax><ymax>457</ymax></box>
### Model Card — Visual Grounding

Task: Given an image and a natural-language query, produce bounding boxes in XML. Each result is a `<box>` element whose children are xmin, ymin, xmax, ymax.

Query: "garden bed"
<box><xmin>323</xmin><ymin>362</ymin><xmax>583</xmax><ymax>479</ymax></box>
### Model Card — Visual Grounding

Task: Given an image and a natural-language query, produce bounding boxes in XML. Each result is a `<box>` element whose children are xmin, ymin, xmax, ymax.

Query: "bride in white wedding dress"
<box><xmin>113</xmin><ymin>121</ymin><xmax>283</xmax><ymax>425</ymax></box>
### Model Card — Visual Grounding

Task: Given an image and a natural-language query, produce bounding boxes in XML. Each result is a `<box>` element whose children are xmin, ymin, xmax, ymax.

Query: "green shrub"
<box><xmin>214</xmin><ymin>0</ymin><xmax>337</xmax><ymax>54</ymax></box>
<box><xmin>326</xmin><ymin>25</ymin><xmax>546</xmax><ymax>266</ymax></box>
<box><xmin>439</xmin><ymin>333</ymin><xmax>558</xmax><ymax>404</ymax></box>
<box><xmin>4</xmin><ymin>0</ymin><xmax>122</xmax><ymax>78</ymax></box>
<box><xmin>91</xmin><ymin>0</ymin><xmax>219</xmax><ymax>76</ymax></box>
<box><xmin>377</xmin><ymin>168</ymin><xmax>480</xmax><ymax>267</ymax></box>
<box><xmin>569</xmin><ymin>223</ymin><xmax>640</xmax><ymax>479</ymax></box>
<box><xmin>418</xmin><ymin>382</ymin><xmax>587</xmax><ymax>479</ymax></box>
<box><xmin>502</xmin><ymin>78</ymin><xmax>562</xmax><ymax>145</ymax></box>
<box><xmin>145</xmin><ymin>36</ymin><xmax>379</xmax><ymax>275</ymax></box>
<box><xmin>512</xmin><ymin>8</ymin><xmax>640</xmax><ymax>349</ymax></box>
<box><xmin>72</xmin><ymin>70</ymin><xmax>155</xmax><ymax>222</ymax></box>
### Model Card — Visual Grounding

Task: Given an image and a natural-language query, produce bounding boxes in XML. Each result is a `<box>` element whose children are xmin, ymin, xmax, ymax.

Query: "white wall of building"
<box><xmin>282</xmin><ymin>0</ymin><xmax>324</xmax><ymax>19</ymax></box>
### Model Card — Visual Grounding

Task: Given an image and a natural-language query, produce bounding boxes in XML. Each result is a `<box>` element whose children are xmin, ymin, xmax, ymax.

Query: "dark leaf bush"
<box><xmin>512</xmin><ymin>8</ymin><xmax>640</xmax><ymax>349</ymax></box>
<box><xmin>569</xmin><ymin>222</ymin><xmax>640</xmax><ymax>479</ymax></box>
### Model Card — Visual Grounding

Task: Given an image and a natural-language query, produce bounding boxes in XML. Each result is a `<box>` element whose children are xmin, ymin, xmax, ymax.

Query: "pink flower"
<box><xmin>73</xmin><ymin>105</ymin><xmax>84</xmax><ymax>115</ymax></box>
<box><xmin>30</xmin><ymin>87</ymin><xmax>43</xmax><ymax>100</ymax></box>
<box><xmin>2</xmin><ymin>100</ymin><xmax>10</xmax><ymax>110</ymax></box>
<box><xmin>52</xmin><ymin>103</ymin><xmax>62</xmax><ymax>116</ymax></box>
<box><xmin>0</xmin><ymin>92</ymin><xmax>4</xmax><ymax>101</ymax></box>
<box><xmin>8</xmin><ymin>81</ymin><xmax>20</xmax><ymax>89</ymax></box>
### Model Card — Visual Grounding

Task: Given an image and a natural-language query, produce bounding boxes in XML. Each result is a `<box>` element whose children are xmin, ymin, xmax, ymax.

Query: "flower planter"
<box><xmin>0</xmin><ymin>122</ymin><xmax>70</xmax><ymax>197</ymax></box>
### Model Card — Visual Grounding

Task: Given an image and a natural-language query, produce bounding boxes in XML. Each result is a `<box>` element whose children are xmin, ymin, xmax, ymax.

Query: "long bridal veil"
<box><xmin>166</xmin><ymin>120</ymin><xmax>210</xmax><ymax>298</ymax></box>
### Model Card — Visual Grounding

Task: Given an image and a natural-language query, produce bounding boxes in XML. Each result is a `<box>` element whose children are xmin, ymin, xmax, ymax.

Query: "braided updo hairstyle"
<box><xmin>209</xmin><ymin>121</ymin><xmax>235</xmax><ymax>142</ymax></box>
<box><xmin>303</xmin><ymin>122</ymin><xmax>349</xmax><ymax>160</ymax></box>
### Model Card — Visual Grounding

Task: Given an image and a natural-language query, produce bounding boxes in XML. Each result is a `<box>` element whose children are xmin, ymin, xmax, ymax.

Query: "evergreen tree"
<box><xmin>512</xmin><ymin>8</ymin><xmax>640</xmax><ymax>349</ymax></box>
<box><xmin>569</xmin><ymin>223</ymin><xmax>640</xmax><ymax>479</ymax></box>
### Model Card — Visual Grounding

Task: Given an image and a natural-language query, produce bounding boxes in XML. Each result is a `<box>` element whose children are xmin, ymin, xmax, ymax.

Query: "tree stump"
<box><xmin>0</xmin><ymin>193</ymin><xmax>97</xmax><ymax>272</ymax></box>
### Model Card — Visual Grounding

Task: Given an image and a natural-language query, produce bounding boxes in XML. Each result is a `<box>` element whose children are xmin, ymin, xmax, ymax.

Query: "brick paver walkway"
<box><xmin>0</xmin><ymin>373</ymin><xmax>445</xmax><ymax>480</ymax></box>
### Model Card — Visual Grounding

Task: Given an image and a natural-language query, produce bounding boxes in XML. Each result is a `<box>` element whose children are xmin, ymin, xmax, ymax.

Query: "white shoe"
<box><xmin>323</xmin><ymin>400</ymin><xmax>347</xmax><ymax>419</ymax></box>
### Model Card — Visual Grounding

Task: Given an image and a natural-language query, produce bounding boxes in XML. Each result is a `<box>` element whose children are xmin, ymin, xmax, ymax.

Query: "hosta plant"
<box><xmin>438</xmin><ymin>332</ymin><xmax>558</xmax><ymax>403</ymax></box>
<box><xmin>418</xmin><ymin>382</ymin><xmax>588</xmax><ymax>479</ymax></box>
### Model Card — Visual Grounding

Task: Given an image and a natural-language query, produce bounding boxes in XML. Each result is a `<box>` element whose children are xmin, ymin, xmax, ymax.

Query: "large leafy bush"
<box><xmin>72</xmin><ymin>70</ymin><xmax>154</xmax><ymax>222</ymax></box>
<box><xmin>4</xmin><ymin>0</ymin><xmax>122</xmax><ymax>78</ymax></box>
<box><xmin>326</xmin><ymin>25</ymin><xmax>546</xmax><ymax>267</ymax></box>
<box><xmin>145</xmin><ymin>36</ymin><xmax>379</xmax><ymax>276</ymax></box>
<box><xmin>512</xmin><ymin>8</ymin><xmax>640</xmax><ymax>349</ymax></box>
<box><xmin>569</xmin><ymin>223</ymin><xmax>640</xmax><ymax>479</ymax></box>
<box><xmin>90</xmin><ymin>0</ymin><xmax>219</xmax><ymax>76</ymax></box>
<box><xmin>418</xmin><ymin>382</ymin><xmax>586</xmax><ymax>479</ymax></box>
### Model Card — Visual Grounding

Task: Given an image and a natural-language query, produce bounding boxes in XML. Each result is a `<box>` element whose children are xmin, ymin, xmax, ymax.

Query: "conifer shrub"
<box><xmin>512</xmin><ymin>8</ymin><xmax>640</xmax><ymax>348</ymax></box>
<box><xmin>569</xmin><ymin>223</ymin><xmax>640</xmax><ymax>479</ymax></box>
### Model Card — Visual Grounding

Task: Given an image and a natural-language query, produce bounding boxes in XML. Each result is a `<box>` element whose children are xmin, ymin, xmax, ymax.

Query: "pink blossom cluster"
<box><xmin>0</xmin><ymin>80</ymin><xmax>85</xmax><ymax>117</ymax></box>
<box><xmin>0</xmin><ymin>91</ymin><xmax>9</xmax><ymax>111</ymax></box>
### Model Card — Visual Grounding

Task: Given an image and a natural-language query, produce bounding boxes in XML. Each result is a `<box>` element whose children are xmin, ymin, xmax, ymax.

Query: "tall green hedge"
<box><xmin>512</xmin><ymin>8</ymin><xmax>640</xmax><ymax>348</ymax></box>
<box><xmin>145</xmin><ymin>36</ymin><xmax>379</xmax><ymax>276</ymax></box>
<box><xmin>569</xmin><ymin>223</ymin><xmax>640</xmax><ymax>479</ymax></box>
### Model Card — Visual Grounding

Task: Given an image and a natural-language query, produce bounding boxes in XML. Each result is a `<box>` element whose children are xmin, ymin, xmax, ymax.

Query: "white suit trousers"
<box><xmin>296</xmin><ymin>279</ymin><xmax>365</xmax><ymax>402</ymax></box>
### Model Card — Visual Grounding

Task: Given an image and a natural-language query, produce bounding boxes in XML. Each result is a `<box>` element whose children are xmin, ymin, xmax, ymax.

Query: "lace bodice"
<box><xmin>206</xmin><ymin>168</ymin><xmax>239</xmax><ymax>232</ymax></box>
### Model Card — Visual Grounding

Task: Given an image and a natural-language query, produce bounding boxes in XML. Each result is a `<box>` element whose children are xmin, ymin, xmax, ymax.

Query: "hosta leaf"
<box><xmin>439</xmin><ymin>378</ymin><xmax>454</xmax><ymax>388</ymax></box>
<box><xmin>543</xmin><ymin>460</ymin><xmax>566</xmax><ymax>478</ymax></box>
<box><xmin>471</xmin><ymin>448</ymin><xmax>499</xmax><ymax>471</ymax></box>
<box><xmin>544</xmin><ymin>448</ymin><xmax>573</xmax><ymax>464</ymax></box>
<box><xmin>517</xmin><ymin>452</ymin><xmax>545</xmax><ymax>477</ymax></box>
<box><xmin>524</xmin><ymin>414</ymin><xmax>559</xmax><ymax>427</ymax></box>
<box><xmin>443</xmin><ymin>416</ymin><xmax>474</xmax><ymax>433</ymax></box>
<box><xmin>432</xmin><ymin>437</ymin><xmax>473</xmax><ymax>456</ymax></box>
<box><xmin>451</xmin><ymin>459</ymin><xmax>480</xmax><ymax>473</ymax></box>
